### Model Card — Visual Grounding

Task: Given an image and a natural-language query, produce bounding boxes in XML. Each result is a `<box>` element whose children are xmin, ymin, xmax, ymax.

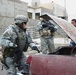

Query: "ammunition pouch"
<box><xmin>3</xmin><ymin>47</ymin><xmax>14</xmax><ymax>57</ymax></box>
<box><xmin>51</xmin><ymin>32</ymin><xmax>55</xmax><ymax>36</ymax></box>
<box><xmin>39</xmin><ymin>29</ymin><xmax>55</xmax><ymax>36</ymax></box>
<box><xmin>0</xmin><ymin>47</ymin><xmax>14</xmax><ymax>70</ymax></box>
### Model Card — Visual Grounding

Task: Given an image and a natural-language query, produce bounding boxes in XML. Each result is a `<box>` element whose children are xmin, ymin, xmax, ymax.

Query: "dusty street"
<box><xmin>0</xmin><ymin>63</ymin><xmax>7</xmax><ymax>75</ymax></box>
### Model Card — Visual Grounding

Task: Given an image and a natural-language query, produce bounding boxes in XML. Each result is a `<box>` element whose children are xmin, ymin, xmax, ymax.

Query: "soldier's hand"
<box><xmin>42</xmin><ymin>24</ymin><xmax>47</xmax><ymax>28</ymax></box>
<box><xmin>37</xmin><ymin>49</ymin><xmax>40</xmax><ymax>53</ymax></box>
<box><xmin>32</xmin><ymin>46</ymin><xmax>40</xmax><ymax>53</ymax></box>
<box><xmin>9</xmin><ymin>43</ymin><xmax>17</xmax><ymax>48</ymax></box>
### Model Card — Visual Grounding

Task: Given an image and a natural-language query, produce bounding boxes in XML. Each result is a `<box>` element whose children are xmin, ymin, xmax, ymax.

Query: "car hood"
<box><xmin>40</xmin><ymin>13</ymin><xmax>76</xmax><ymax>43</ymax></box>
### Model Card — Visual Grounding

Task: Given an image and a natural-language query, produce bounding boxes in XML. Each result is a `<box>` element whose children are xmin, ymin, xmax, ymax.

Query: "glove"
<box><xmin>32</xmin><ymin>46</ymin><xmax>40</xmax><ymax>53</ymax></box>
<box><xmin>42</xmin><ymin>24</ymin><xmax>48</xmax><ymax>28</ymax></box>
<box><xmin>48</xmin><ymin>25</ymin><xmax>55</xmax><ymax>31</ymax></box>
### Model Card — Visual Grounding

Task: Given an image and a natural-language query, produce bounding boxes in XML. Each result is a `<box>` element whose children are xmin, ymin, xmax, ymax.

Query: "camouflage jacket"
<box><xmin>36</xmin><ymin>20</ymin><xmax>57</xmax><ymax>37</ymax></box>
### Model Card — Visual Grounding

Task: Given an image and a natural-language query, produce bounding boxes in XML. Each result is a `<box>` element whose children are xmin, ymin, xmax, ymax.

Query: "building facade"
<box><xmin>28</xmin><ymin>1</ymin><xmax>68</xmax><ymax>20</ymax></box>
<box><xmin>0</xmin><ymin>0</ymin><xmax>68</xmax><ymax>38</ymax></box>
<box><xmin>0</xmin><ymin>0</ymin><xmax>28</xmax><ymax>35</ymax></box>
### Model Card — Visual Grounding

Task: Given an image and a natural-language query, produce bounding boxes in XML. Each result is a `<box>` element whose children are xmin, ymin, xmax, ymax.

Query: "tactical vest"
<box><xmin>39</xmin><ymin>21</ymin><xmax>55</xmax><ymax>36</ymax></box>
<box><xmin>2</xmin><ymin>26</ymin><xmax>27</xmax><ymax>57</ymax></box>
<box><xmin>11</xmin><ymin>25</ymin><xmax>28</xmax><ymax>51</ymax></box>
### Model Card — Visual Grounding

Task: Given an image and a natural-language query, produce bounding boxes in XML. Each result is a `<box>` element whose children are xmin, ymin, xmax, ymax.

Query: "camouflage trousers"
<box><xmin>5</xmin><ymin>53</ymin><xmax>26</xmax><ymax>75</ymax></box>
<box><xmin>40</xmin><ymin>36</ymin><xmax>55</xmax><ymax>54</ymax></box>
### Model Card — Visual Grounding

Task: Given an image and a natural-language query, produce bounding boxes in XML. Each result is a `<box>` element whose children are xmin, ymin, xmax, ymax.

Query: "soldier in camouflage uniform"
<box><xmin>0</xmin><ymin>15</ymin><xmax>40</xmax><ymax>75</ymax></box>
<box><xmin>37</xmin><ymin>13</ymin><xmax>57</xmax><ymax>54</ymax></box>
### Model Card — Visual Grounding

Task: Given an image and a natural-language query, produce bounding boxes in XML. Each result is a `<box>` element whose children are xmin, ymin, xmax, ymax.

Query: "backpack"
<box><xmin>11</xmin><ymin>26</ymin><xmax>29</xmax><ymax>52</ymax></box>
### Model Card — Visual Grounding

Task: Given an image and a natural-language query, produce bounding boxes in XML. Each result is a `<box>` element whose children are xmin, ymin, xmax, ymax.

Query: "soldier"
<box><xmin>0</xmin><ymin>15</ymin><xmax>40</xmax><ymax>75</ymax></box>
<box><xmin>37</xmin><ymin>13</ymin><xmax>57</xmax><ymax>54</ymax></box>
<box><xmin>70</xmin><ymin>19</ymin><xmax>76</xmax><ymax>46</ymax></box>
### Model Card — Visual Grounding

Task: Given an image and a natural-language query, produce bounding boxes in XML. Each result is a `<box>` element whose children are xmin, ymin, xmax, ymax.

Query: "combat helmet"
<box><xmin>14</xmin><ymin>15</ymin><xmax>28</xmax><ymax>25</ymax></box>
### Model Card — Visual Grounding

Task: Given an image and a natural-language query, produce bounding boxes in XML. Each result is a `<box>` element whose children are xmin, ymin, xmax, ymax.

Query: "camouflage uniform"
<box><xmin>0</xmin><ymin>15</ymin><xmax>39</xmax><ymax>75</ymax></box>
<box><xmin>37</xmin><ymin>18</ymin><xmax>56</xmax><ymax>54</ymax></box>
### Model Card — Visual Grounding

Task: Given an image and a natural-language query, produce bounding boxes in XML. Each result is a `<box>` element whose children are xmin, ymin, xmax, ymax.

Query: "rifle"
<box><xmin>11</xmin><ymin>26</ymin><xmax>23</xmax><ymax>62</ymax></box>
<box><xmin>42</xmin><ymin>22</ymin><xmax>57</xmax><ymax>32</ymax></box>
<box><xmin>12</xmin><ymin>47</ymin><xmax>22</xmax><ymax>62</ymax></box>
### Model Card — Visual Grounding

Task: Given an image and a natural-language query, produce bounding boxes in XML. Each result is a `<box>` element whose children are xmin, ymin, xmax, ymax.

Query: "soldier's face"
<box><xmin>23</xmin><ymin>22</ymin><xmax>27</xmax><ymax>29</ymax></box>
<box><xmin>71</xmin><ymin>21</ymin><xmax>76</xmax><ymax>27</ymax></box>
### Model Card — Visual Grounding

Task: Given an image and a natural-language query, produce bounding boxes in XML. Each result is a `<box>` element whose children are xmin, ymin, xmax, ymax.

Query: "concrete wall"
<box><xmin>0</xmin><ymin>0</ymin><xmax>28</xmax><ymax>35</ymax></box>
<box><xmin>0</xmin><ymin>0</ymin><xmax>67</xmax><ymax>39</ymax></box>
<box><xmin>0</xmin><ymin>0</ymin><xmax>39</xmax><ymax>39</ymax></box>
<box><xmin>53</xmin><ymin>3</ymin><xmax>65</xmax><ymax>16</ymax></box>
<box><xmin>27</xmin><ymin>19</ymin><xmax>40</xmax><ymax>39</ymax></box>
<box><xmin>41</xmin><ymin>7</ymin><xmax>53</xmax><ymax>15</ymax></box>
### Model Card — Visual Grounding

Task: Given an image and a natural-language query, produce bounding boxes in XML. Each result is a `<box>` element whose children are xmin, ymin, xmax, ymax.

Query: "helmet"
<box><xmin>40</xmin><ymin>13</ymin><xmax>51</xmax><ymax>20</ymax></box>
<box><xmin>14</xmin><ymin>15</ymin><xmax>28</xmax><ymax>24</ymax></box>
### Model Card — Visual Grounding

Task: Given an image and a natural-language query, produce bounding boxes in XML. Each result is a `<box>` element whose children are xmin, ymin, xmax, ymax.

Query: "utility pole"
<box><xmin>64</xmin><ymin>0</ymin><xmax>66</xmax><ymax>9</ymax></box>
<box><xmin>64</xmin><ymin>0</ymin><xmax>67</xmax><ymax>20</ymax></box>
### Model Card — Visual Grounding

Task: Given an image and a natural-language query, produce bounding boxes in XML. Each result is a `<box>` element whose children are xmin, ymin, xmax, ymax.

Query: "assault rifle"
<box><xmin>42</xmin><ymin>23</ymin><xmax>57</xmax><ymax>32</ymax></box>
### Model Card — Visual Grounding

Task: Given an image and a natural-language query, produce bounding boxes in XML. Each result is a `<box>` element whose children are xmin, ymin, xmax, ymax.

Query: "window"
<box><xmin>35</xmin><ymin>13</ymin><xmax>40</xmax><ymax>20</ymax></box>
<box><xmin>28</xmin><ymin>12</ymin><xmax>32</xmax><ymax>19</ymax></box>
